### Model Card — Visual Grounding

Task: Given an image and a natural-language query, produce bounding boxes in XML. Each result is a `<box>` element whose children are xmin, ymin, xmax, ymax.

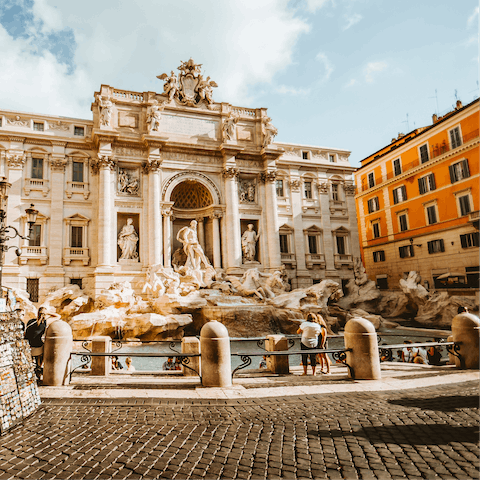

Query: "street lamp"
<box><xmin>0</xmin><ymin>177</ymin><xmax>38</xmax><ymax>299</ymax></box>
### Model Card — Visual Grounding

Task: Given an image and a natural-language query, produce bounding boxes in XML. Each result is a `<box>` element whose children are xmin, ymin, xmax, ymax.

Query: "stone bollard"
<box><xmin>90</xmin><ymin>336</ymin><xmax>112</xmax><ymax>376</ymax></box>
<box><xmin>43</xmin><ymin>320</ymin><xmax>73</xmax><ymax>386</ymax></box>
<box><xmin>182</xmin><ymin>336</ymin><xmax>201</xmax><ymax>377</ymax></box>
<box><xmin>452</xmin><ymin>313</ymin><xmax>480</xmax><ymax>369</ymax></box>
<box><xmin>200</xmin><ymin>320</ymin><xmax>231</xmax><ymax>387</ymax></box>
<box><xmin>265</xmin><ymin>335</ymin><xmax>289</xmax><ymax>374</ymax></box>
<box><xmin>344</xmin><ymin>317</ymin><xmax>381</xmax><ymax>380</ymax></box>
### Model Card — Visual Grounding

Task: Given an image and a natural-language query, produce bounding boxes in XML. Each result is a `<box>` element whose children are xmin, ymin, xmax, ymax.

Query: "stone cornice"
<box><xmin>8</xmin><ymin>136</ymin><xmax>26</xmax><ymax>143</ymax></box>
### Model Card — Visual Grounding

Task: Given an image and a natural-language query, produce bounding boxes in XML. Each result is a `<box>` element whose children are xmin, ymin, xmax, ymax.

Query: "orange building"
<box><xmin>355</xmin><ymin>98</ymin><xmax>479</xmax><ymax>293</ymax></box>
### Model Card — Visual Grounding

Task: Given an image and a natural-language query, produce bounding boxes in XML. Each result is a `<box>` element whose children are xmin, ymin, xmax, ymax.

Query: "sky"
<box><xmin>0</xmin><ymin>0</ymin><xmax>478</xmax><ymax>167</ymax></box>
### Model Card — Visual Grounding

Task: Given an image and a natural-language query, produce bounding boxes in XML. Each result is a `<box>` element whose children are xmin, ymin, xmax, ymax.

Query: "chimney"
<box><xmin>456</xmin><ymin>100</ymin><xmax>463</xmax><ymax>110</ymax></box>
<box><xmin>432</xmin><ymin>113</ymin><xmax>438</xmax><ymax>123</ymax></box>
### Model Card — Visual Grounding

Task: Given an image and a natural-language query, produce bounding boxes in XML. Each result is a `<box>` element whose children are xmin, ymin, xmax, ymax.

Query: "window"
<box><xmin>72</xmin><ymin>161</ymin><xmax>84</xmax><ymax>183</ymax></box>
<box><xmin>392</xmin><ymin>185</ymin><xmax>407</xmax><ymax>204</ymax></box>
<box><xmin>275</xmin><ymin>179</ymin><xmax>284</xmax><ymax>197</ymax></box>
<box><xmin>71</xmin><ymin>226</ymin><xmax>83</xmax><ymax>248</ymax></box>
<box><xmin>70</xmin><ymin>278</ymin><xmax>83</xmax><ymax>288</ymax></box>
<box><xmin>367</xmin><ymin>196</ymin><xmax>380</xmax><ymax>213</ymax></box>
<box><xmin>419</xmin><ymin>144</ymin><xmax>429</xmax><ymax>163</ymax></box>
<box><xmin>393</xmin><ymin>158</ymin><xmax>402</xmax><ymax>176</ymax></box>
<box><xmin>398</xmin><ymin>214</ymin><xmax>408</xmax><ymax>232</ymax></box>
<box><xmin>26</xmin><ymin>279</ymin><xmax>39</xmax><ymax>303</ymax></box>
<box><xmin>376</xmin><ymin>277</ymin><xmax>389</xmax><ymax>290</ymax></box>
<box><xmin>29</xmin><ymin>225</ymin><xmax>41</xmax><ymax>246</ymax></box>
<box><xmin>399</xmin><ymin>245</ymin><xmax>414</xmax><ymax>258</ymax></box>
<box><xmin>426</xmin><ymin>204</ymin><xmax>438</xmax><ymax>225</ymax></box>
<box><xmin>331</xmin><ymin>184</ymin><xmax>339</xmax><ymax>201</ymax></box>
<box><xmin>308</xmin><ymin>235</ymin><xmax>318</xmax><ymax>254</ymax></box>
<box><xmin>458</xmin><ymin>194</ymin><xmax>471</xmax><ymax>216</ymax></box>
<box><xmin>373</xmin><ymin>250</ymin><xmax>385</xmax><ymax>262</ymax></box>
<box><xmin>372</xmin><ymin>221</ymin><xmax>380</xmax><ymax>239</ymax></box>
<box><xmin>427</xmin><ymin>239</ymin><xmax>445</xmax><ymax>254</ymax></box>
<box><xmin>33</xmin><ymin>122</ymin><xmax>44</xmax><ymax>132</ymax></box>
<box><xmin>368</xmin><ymin>172</ymin><xmax>375</xmax><ymax>188</ymax></box>
<box><xmin>329</xmin><ymin>154</ymin><xmax>335</xmax><ymax>163</ymax></box>
<box><xmin>279</xmin><ymin>234</ymin><xmax>289</xmax><ymax>253</ymax></box>
<box><xmin>74</xmin><ymin>126</ymin><xmax>85</xmax><ymax>136</ymax></box>
<box><xmin>460</xmin><ymin>232</ymin><xmax>479</xmax><ymax>248</ymax></box>
<box><xmin>449</xmin><ymin>126</ymin><xmax>462</xmax><ymax>149</ymax></box>
<box><xmin>336</xmin><ymin>235</ymin><xmax>346</xmax><ymax>255</ymax></box>
<box><xmin>302</xmin><ymin>151</ymin><xmax>309</xmax><ymax>160</ymax></box>
<box><xmin>449</xmin><ymin>159</ymin><xmax>470</xmax><ymax>183</ymax></box>
<box><xmin>304</xmin><ymin>181</ymin><xmax>312</xmax><ymax>199</ymax></box>
<box><xmin>31</xmin><ymin>157</ymin><xmax>43</xmax><ymax>179</ymax></box>
<box><xmin>418</xmin><ymin>173</ymin><xmax>436</xmax><ymax>194</ymax></box>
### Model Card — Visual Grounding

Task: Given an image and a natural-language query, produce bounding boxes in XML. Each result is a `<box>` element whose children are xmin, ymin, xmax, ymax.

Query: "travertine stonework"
<box><xmin>0</xmin><ymin>59</ymin><xmax>358</xmax><ymax>302</ymax></box>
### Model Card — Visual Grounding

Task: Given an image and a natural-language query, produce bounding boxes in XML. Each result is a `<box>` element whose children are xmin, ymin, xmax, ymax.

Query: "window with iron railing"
<box><xmin>449</xmin><ymin>126</ymin><xmax>462</xmax><ymax>149</ymax></box>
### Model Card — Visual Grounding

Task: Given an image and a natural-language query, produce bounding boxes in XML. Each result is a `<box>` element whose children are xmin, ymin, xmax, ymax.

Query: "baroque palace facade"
<box><xmin>0</xmin><ymin>59</ymin><xmax>358</xmax><ymax>303</ymax></box>
<box><xmin>355</xmin><ymin>98</ymin><xmax>479</xmax><ymax>292</ymax></box>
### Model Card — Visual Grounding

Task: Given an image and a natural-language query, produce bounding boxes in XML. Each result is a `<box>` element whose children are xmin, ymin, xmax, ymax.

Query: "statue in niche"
<box><xmin>241</xmin><ymin>224</ymin><xmax>260</xmax><ymax>262</ymax></box>
<box><xmin>118</xmin><ymin>218</ymin><xmax>139</xmax><ymax>260</ymax></box>
<box><xmin>239</xmin><ymin>181</ymin><xmax>256</xmax><ymax>203</ymax></box>
<box><xmin>118</xmin><ymin>169</ymin><xmax>139</xmax><ymax>195</ymax></box>
<box><xmin>156</xmin><ymin>71</ymin><xmax>179</xmax><ymax>102</ymax></box>
<box><xmin>222</xmin><ymin>112</ymin><xmax>239</xmax><ymax>141</ymax></box>
<box><xmin>146</xmin><ymin>100</ymin><xmax>164</xmax><ymax>132</ymax></box>
<box><xmin>176</xmin><ymin>220</ymin><xmax>211</xmax><ymax>285</ymax></box>
<box><xmin>262</xmin><ymin>116</ymin><xmax>278</xmax><ymax>147</ymax></box>
<box><xmin>96</xmin><ymin>95</ymin><xmax>113</xmax><ymax>127</ymax></box>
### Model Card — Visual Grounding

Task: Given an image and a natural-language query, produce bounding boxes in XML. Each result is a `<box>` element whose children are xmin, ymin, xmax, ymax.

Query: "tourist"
<box><xmin>259</xmin><ymin>355</ymin><xmax>267</xmax><ymax>369</ymax></box>
<box><xmin>24</xmin><ymin>307</ymin><xmax>61</xmax><ymax>379</ymax></box>
<box><xmin>125</xmin><ymin>357</ymin><xmax>135</xmax><ymax>372</ymax></box>
<box><xmin>174</xmin><ymin>357</ymin><xmax>182</xmax><ymax>371</ymax></box>
<box><xmin>111</xmin><ymin>356</ymin><xmax>123</xmax><ymax>370</ymax></box>
<box><xmin>312</xmin><ymin>313</ymin><xmax>331</xmax><ymax>374</ymax></box>
<box><xmin>163</xmin><ymin>357</ymin><xmax>176</xmax><ymax>371</ymax></box>
<box><xmin>401</xmin><ymin>341</ymin><xmax>414</xmax><ymax>363</ymax></box>
<box><xmin>297</xmin><ymin>313</ymin><xmax>321</xmax><ymax>376</ymax></box>
<box><xmin>427</xmin><ymin>339</ymin><xmax>443</xmax><ymax>366</ymax></box>
<box><xmin>412</xmin><ymin>346</ymin><xmax>428</xmax><ymax>364</ymax></box>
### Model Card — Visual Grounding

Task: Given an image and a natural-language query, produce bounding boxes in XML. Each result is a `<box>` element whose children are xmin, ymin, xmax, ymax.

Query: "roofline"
<box><xmin>357</xmin><ymin>97</ymin><xmax>480</xmax><ymax>170</ymax></box>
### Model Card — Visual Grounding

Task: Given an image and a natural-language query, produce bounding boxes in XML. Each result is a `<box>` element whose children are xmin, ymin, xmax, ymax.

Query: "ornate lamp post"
<box><xmin>0</xmin><ymin>177</ymin><xmax>38</xmax><ymax>299</ymax></box>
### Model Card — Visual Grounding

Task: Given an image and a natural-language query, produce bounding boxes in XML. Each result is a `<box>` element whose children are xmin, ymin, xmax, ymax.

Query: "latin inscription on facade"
<box><xmin>160</xmin><ymin>115</ymin><xmax>218</xmax><ymax>139</ymax></box>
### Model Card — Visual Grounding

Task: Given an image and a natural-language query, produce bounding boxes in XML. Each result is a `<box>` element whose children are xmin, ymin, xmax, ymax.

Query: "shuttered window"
<box><xmin>449</xmin><ymin>159</ymin><xmax>470</xmax><ymax>183</ymax></box>
<box><xmin>427</xmin><ymin>239</ymin><xmax>445</xmax><ymax>254</ymax></box>
<box><xmin>460</xmin><ymin>232</ymin><xmax>479</xmax><ymax>248</ymax></box>
<box><xmin>372</xmin><ymin>222</ymin><xmax>380</xmax><ymax>238</ymax></box>
<box><xmin>373</xmin><ymin>250</ymin><xmax>385</xmax><ymax>262</ymax></box>
<box><xmin>392</xmin><ymin>185</ymin><xmax>407</xmax><ymax>204</ymax></box>
<box><xmin>426</xmin><ymin>205</ymin><xmax>438</xmax><ymax>225</ymax></box>
<box><xmin>399</xmin><ymin>245</ymin><xmax>414</xmax><ymax>258</ymax></box>
<box><xmin>398</xmin><ymin>214</ymin><xmax>408</xmax><ymax>232</ymax></box>
<box><xmin>450</xmin><ymin>127</ymin><xmax>462</xmax><ymax>149</ymax></box>
<box><xmin>420</xmin><ymin>144</ymin><xmax>429</xmax><ymax>163</ymax></box>
<box><xmin>418</xmin><ymin>173</ymin><xmax>436</xmax><ymax>194</ymax></box>
<box><xmin>368</xmin><ymin>172</ymin><xmax>375</xmax><ymax>188</ymax></box>
<box><xmin>458</xmin><ymin>195</ymin><xmax>471</xmax><ymax>216</ymax></box>
<box><xmin>393</xmin><ymin>158</ymin><xmax>402</xmax><ymax>176</ymax></box>
<box><xmin>367</xmin><ymin>196</ymin><xmax>379</xmax><ymax>213</ymax></box>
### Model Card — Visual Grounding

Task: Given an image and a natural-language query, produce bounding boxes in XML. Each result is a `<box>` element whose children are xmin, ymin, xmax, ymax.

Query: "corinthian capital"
<box><xmin>6</xmin><ymin>152</ymin><xmax>26</xmax><ymax>169</ymax></box>
<box><xmin>50</xmin><ymin>156</ymin><xmax>67</xmax><ymax>171</ymax></box>
<box><xmin>143</xmin><ymin>157</ymin><xmax>162</xmax><ymax>173</ymax></box>
<box><xmin>91</xmin><ymin>155</ymin><xmax>116</xmax><ymax>174</ymax></box>
<box><xmin>260</xmin><ymin>170</ymin><xmax>276</xmax><ymax>183</ymax></box>
<box><xmin>222</xmin><ymin>167</ymin><xmax>239</xmax><ymax>179</ymax></box>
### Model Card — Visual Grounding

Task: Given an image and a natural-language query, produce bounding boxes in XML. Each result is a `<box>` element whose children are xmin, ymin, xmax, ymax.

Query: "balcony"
<box><xmin>19</xmin><ymin>246</ymin><xmax>48</xmax><ymax>265</ymax></box>
<box><xmin>281</xmin><ymin>253</ymin><xmax>296</xmax><ymax>267</ymax></box>
<box><xmin>24</xmin><ymin>178</ymin><xmax>49</xmax><ymax>197</ymax></box>
<box><xmin>468</xmin><ymin>210</ymin><xmax>480</xmax><ymax>230</ymax></box>
<box><xmin>64</xmin><ymin>247</ymin><xmax>90</xmax><ymax>266</ymax></box>
<box><xmin>66</xmin><ymin>181</ymin><xmax>90</xmax><ymax>200</ymax></box>
<box><xmin>359</xmin><ymin>129</ymin><xmax>479</xmax><ymax>193</ymax></box>
<box><xmin>306</xmin><ymin>253</ymin><xmax>325</xmax><ymax>269</ymax></box>
<box><xmin>334</xmin><ymin>253</ymin><xmax>353</xmax><ymax>269</ymax></box>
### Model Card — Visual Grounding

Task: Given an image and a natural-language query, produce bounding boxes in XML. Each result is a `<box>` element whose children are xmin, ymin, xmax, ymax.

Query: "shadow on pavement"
<box><xmin>388</xmin><ymin>394</ymin><xmax>480</xmax><ymax>411</ymax></box>
<box><xmin>312</xmin><ymin>424</ymin><xmax>480</xmax><ymax>445</ymax></box>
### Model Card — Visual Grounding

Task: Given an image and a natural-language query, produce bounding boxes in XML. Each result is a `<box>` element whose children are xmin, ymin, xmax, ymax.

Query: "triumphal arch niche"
<box><xmin>90</xmin><ymin>57</ymin><xmax>284</xmax><ymax>294</ymax></box>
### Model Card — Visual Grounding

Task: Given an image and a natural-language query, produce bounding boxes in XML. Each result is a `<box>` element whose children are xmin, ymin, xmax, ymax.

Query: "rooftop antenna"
<box><xmin>429</xmin><ymin>89</ymin><xmax>439</xmax><ymax>115</ymax></box>
<box><xmin>470</xmin><ymin>80</ymin><xmax>479</xmax><ymax>99</ymax></box>
<box><xmin>402</xmin><ymin>113</ymin><xmax>410</xmax><ymax>132</ymax></box>
<box><xmin>454</xmin><ymin>89</ymin><xmax>458</xmax><ymax>101</ymax></box>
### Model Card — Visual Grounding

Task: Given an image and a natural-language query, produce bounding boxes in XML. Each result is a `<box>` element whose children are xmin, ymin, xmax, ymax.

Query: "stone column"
<box><xmin>223</xmin><ymin>167</ymin><xmax>242</xmax><ymax>273</ymax></box>
<box><xmin>96</xmin><ymin>156</ymin><xmax>116</xmax><ymax>266</ymax></box>
<box><xmin>196</xmin><ymin>217</ymin><xmax>205</xmax><ymax>249</ymax></box>
<box><xmin>318</xmin><ymin>182</ymin><xmax>335</xmax><ymax>275</ymax></box>
<box><xmin>146</xmin><ymin>160</ymin><xmax>162</xmax><ymax>266</ymax></box>
<box><xmin>211</xmin><ymin>213</ymin><xmax>222</xmax><ymax>269</ymax></box>
<box><xmin>163</xmin><ymin>209</ymin><xmax>173</xmax><ymax>268</ymax></box>
<box><xmin>345</xmin><ymin>184</ymin><xmax>360</xmax><ymax>258</ymax></box>
<box><xmin>288</xmin><ymin>177</ymin><xmax>309</xmax><ymax>286</ymax></box>
<box><xmin>262</xmin><ymin>171</ymin><xmax>282</xmax><ymax>271</ymax></box>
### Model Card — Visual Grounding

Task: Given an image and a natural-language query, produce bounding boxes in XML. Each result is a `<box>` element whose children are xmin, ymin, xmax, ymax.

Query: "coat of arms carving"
<box><xmin>157</xmin><ymin>58</ymin><xmax>218</xmax><ymax>109</ymax></box>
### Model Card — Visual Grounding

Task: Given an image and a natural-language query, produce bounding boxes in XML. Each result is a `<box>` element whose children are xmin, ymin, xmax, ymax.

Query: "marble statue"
<box><xmin>239</xmin><ymin>181</ymin><xmax>256</xmax><ymax>203</ymax></box>
<box><xmin>157</xmin><ymin>71</ymin><xmax>178</xmax><ymax>102</ymax></box>
<box><xmin>118</xmin><ymin>169</ymin><xmax>139</xmax><ymax>195</ymax></box>
<box><xmin>96</xmin><ymin>95</ymin><xmax>113</xmax><ymax>127</ymax></box>
<box><xmin>262</xmin><ymin>116</ymin><xmax>278</xmax><ymax>147</ymax></box>
<box><xmin>146</xmin><ymin>100</ymin><xmax>164</xmax><ymax>132</ymax></box>
<box><xmin>222</xmin><ymin>112</ymin><xmax>239</xmax><ymax>141</ymax></box>
<box><xmin>118</xmin><ymin>218</ymin><xmax>139</xmax><ymax>260</ymax></box>
<box><xmin>241</xmin><ymin>224</ymin><xmax>259</xmax><ymax>262</ymax></box>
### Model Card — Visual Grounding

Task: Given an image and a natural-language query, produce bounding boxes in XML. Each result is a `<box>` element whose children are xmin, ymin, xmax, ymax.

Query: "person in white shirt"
<box><xmin>297</xmin><ymin>313</ymin><xmax>321</xmax><ymax>376</ymax></box>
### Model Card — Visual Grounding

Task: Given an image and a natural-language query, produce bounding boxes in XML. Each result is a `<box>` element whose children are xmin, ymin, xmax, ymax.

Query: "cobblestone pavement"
<box><xmin>1</xmin><ymin>381</ymin><xmax>478</xmax><ymax>480</ymax></box>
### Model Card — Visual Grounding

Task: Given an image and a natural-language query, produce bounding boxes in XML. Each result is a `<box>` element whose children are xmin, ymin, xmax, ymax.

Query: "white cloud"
<box><xmin>342</xmin><ymin>13</ymin><xmax>363</xmax><ymax>31</ymax></box>
<box><xmin>0</xmin><ymin>0</ymin><xmax>311</xmax><ymax>116</ymax></box>
<box><xmin>275</xmin><ymin>85</ymin><xmax>311</xmax><ymax>95</ymax></box>
<box><xmin>315</xmin><ymin>52</ymin><xmax>334</xmax><ymax>81</ymax></box>
<box><xmin>363</xmin><ymin>61</ymin><xmax>388</xmax><ymax>83</ymax></box>
<box><xmin>304</xmin><ymin>0</ymin><xmax>331</xmax><ymax>13</ymax></box>
<box><xmin>467</xmin><ymin>6</ymin><xmax>479</xmax><ymax>28</ymax></box>
<box><xmin>345</xmin><ymin>79</ymin><xmax>357</xmax><ymax>88</ymax></box>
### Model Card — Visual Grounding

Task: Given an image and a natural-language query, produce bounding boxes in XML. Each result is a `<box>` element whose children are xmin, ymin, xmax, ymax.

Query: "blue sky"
<box><xmin>0</xmin><ymin>0</ymin><xmax>477</xmax><ymax>166</ymax></box>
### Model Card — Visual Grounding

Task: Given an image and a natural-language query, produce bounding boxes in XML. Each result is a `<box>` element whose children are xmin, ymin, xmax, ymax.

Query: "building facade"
<box><xmin>355</xmin><ymin>98</ymin><xmax>479</xmax><ymax>292</ymax></box>
<box><xmin>0</xmin><ymin>60</ymin><xmax>358</xmax><ymax>303</ymax></box>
